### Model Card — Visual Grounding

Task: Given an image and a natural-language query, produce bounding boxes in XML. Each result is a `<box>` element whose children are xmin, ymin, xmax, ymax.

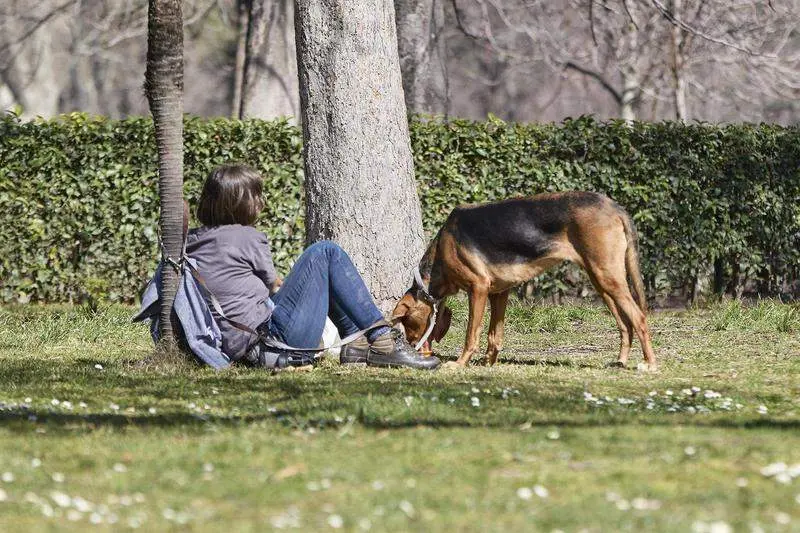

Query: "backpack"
<box><xmin>133</xmin><ymin>258</ymin><xmax>232</xmax><ymax>369</ymax></box>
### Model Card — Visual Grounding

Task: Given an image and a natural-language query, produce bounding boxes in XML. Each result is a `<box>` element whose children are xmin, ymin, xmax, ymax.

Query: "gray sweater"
<box><xmin>186</xmin><ymin>225</ymin><xmax>278</xmax><ymax>359</ymax></box>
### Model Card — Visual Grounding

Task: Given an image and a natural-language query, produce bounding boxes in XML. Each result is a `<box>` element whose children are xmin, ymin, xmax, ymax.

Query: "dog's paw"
<box><xmin>441</xmin><ymin>361</ymin><xmax>464</xmax><ymax>370</ymax></box>
<box><xmin>636</xmin><ymin>362</ymin><xmax>659</xmax><ymax>373</ymax></box>
<box><xmin>606</xmin><ymin>361</ymin><xmax>627</xmax><ymax>369</ymax></box>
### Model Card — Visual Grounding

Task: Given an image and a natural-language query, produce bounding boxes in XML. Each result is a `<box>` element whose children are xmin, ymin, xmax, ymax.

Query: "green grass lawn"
<box><xmin>0</xmin><ymin>299</ymin><xmax>798</xmax><ymax>532</ymax></box>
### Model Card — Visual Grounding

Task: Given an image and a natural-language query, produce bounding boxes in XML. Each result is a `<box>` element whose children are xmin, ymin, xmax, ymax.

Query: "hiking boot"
<box><xmin>367</xmin><ymin>329</ymin><xmax>441</xmax><ymax>370</ymax></box>
<box><xmin>340</xmin><ymin>336</ymin><xmax>369</xmax><ymax>364</ymax></box>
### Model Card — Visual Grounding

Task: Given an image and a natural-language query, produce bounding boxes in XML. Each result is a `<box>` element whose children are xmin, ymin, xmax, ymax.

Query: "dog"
<box><xmin>391</xmin><ymin>191</ymin><xmax>657</xmax><ymax>370</ymax></box>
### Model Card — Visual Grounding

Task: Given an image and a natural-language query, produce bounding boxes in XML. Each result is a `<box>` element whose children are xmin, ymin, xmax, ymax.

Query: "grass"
<box><xmin>0</xmin><ymin>299</ymin><xmax>798</xmax><ymax>532</ymax></box>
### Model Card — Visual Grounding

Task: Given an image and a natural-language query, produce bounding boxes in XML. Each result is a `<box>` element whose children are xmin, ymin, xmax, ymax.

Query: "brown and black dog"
<box><xmin>391</xmin><ymin>191</ymin><xmax>657</xmax><ymax>370</ymax></box>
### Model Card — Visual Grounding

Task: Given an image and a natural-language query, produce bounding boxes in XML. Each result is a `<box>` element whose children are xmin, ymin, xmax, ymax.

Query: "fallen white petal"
<box><xmin>50</xmin><ymin>491</ymin><xmax>71</xmax><ymax>508</ymax></box>
<box><xmin>760</xmin><ymin>463</ymin><xmax>787</xmax><ymax>477</ymax></box>
<box><xmin>399</xmin><ymin>500</ymin><xmax>415</xmax><ymax>518</ymax></box>
<box><xmin>327</xmin><ymin>514</ymin><xmax>344</xmax><ymax>529</ymax></box>
<box><xmin>516</xmin><ymin>487</ymin><xmax>533</xmax><ymax>500</ymax></box>
<box><xmin>533</xmin><ymin>485</ymin><xmax>549</xmax><ymax>498</ymax></box>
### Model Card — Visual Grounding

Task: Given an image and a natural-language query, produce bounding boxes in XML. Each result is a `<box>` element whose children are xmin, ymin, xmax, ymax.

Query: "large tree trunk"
<box><xmin>295</xmin><ymin>0</ymin><xmax>425</xmax><ymax>312</ymax></box>
<box><xmin>145</xmin><ymin>0</ymin><xmax>184</xmax><ymax>342</ymax></box>
<box><xmin>395</xmin><ymin>0</ymin><xmax>447</xmax><ymax>115</ymax></box>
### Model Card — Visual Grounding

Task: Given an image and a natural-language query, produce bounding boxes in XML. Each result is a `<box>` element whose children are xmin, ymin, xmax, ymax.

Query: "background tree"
<box><xmin>144</xmin><ymin>0</ymin><xmax>184</xmax><ymax>342</ymax></box>
<box><xmin>295</xmin><ymin>0</ymin><xmax>426</xmax><ymax>312</ymax></box>
<box><xmin>231</xmin><ymin>0</ymin><xmax>298</xmax><ymax>119</ymax></box>
<box><xmin>395</xmin><ymin>0</ymin><xmax>449</xmax><ymax>114</ymax></box>
<box><xmin>2</xmin><ymin>0</ymin><xmax>798</xmax><ymax>123</ymax></box>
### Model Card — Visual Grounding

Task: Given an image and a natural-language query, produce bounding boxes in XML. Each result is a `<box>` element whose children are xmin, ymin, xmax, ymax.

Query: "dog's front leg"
<box><xmin>455</xmin><ymin>285</ymin><xmax>489</xmax><ymax>366</ymax></box>
<box><xmin>486</xmin><ymin>290</ymin><xmax>510</xmax><ymax>365</ymax></box>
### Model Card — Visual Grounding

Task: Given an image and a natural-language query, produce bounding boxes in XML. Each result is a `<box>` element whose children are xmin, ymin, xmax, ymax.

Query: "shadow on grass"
<box><xmin>1</xmin><ymin>410</ymin><xmax>798</xmax><ymax>433</ymax></box>
<box><xmin>1</xmin><ymin>359</ymin><xmax>798</xmax><ymax>434</ymax></box>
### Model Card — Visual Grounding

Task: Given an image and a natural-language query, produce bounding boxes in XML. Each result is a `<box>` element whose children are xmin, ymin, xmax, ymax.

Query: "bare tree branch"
<box><xmin>649</xmin><ymin>0</ymin><xmax>775</xmax><ymax>57</ymax></box>
<box><xmin>564</xmin><ymin>60</ymin><xmax>622</xmax><ymax>103</ymax></box>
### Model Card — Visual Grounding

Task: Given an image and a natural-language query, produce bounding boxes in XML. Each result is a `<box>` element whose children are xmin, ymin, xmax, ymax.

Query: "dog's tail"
<box><xmin>619</xmin><ymin>209</ymin><xmax>648</xmax><ymax>313</ymax></box>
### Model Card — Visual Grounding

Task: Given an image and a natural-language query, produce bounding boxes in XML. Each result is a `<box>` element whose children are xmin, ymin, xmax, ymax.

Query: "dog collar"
<box><xmin>413</xmin><ymin>266</ymin><xmax>437</xmax><ymax>303</ymax></box>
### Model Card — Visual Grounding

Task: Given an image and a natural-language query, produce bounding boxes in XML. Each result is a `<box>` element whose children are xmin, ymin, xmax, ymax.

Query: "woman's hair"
<box><xmin>196</xmin><ymin>164</ymin><xmax>264</xmax><ymax>226</ymax></box>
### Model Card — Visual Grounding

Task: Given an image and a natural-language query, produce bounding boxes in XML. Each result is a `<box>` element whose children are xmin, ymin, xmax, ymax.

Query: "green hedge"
<box><xmin>1</xmin><ymin>113</ymin><xmax>798</xmax><ymax>304</ymax></box>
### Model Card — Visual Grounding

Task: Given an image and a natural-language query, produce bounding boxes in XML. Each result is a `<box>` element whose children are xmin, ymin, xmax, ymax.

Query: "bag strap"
<box><xmin>183</xmin><ymin>260</ymin><xmax>386</xmax><ymax>353</ymax></box>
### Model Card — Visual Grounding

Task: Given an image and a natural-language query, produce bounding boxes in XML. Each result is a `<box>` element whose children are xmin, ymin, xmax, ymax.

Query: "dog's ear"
<box><xmin>390</xmin><ymin>293</ymin><xmax>414</xmax><ymax>324</ymax></box>
<box><xmin>431</xmin><ymin>305</ymin><xmax>452</xmax><ymax>343</ymax></box>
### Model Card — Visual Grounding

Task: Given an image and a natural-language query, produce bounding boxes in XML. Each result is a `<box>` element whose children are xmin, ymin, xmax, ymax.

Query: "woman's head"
<box><xmin>197</xmin><ymin>164</ymin><xmax>264</xmax><ymax>226</ymax></box>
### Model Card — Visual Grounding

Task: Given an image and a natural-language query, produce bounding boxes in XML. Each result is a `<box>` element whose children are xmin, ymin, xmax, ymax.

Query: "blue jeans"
<box><xmin>267</xmin><ymin>241</ymin><xmax>389</xmax><ymax>348</ymax></box>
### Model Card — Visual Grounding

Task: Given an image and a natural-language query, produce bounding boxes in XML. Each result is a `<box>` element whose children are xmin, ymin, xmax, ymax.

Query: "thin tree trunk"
<box><xmin>145</xmin><ymin>0</ymin><xmax>184</xmax><ymax>342</ymax></box>
<box><xmin>231</xmin><ymin>0</ymin><xmax>250</xmax><ymax>118</ymax></box>
<box><xmin>670</xmin><ymin>0</ymin><xmax>687</xmax><ymax>120</ymax></box>
<box><xmin>295</xmin><ymin>0</ymin><xmax>425</xmax><ymax>312</ymax></box>
<box><xmin>620</xmin><ymin>69</ymin><xmax>637</xmax><ymax>121</ymax></box>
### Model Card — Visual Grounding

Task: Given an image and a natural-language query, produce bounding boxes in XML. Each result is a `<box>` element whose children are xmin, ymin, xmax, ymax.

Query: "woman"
<box><xmin>186</xmin><ymin>163</ymin><xmax>440</xmax><ymax>370</ymax></box>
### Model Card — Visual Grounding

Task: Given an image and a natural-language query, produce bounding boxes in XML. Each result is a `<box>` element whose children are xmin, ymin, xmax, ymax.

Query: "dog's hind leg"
<box><xmin>591</xmin><ymin>267</ymin><xmax>656</xmax><ymax>370</ymax></box>
<box><xmin>455</xmin><ymin>284</ymin><xmax>490</xmax><ymax>366</ymax></box>
<box><xmin>585</xmin><ymin>268</ymin><xmax>632</xmax><ymax>367</ymax></box>
<box><xmin>600</xmin><ymin>291</ymin><xmax>633</xmax><ymax>368</ymax></box>
<box><xmin>486</xmin><ymin>290</ymin><xmax>510</xmax><ymax>366</ymax></box>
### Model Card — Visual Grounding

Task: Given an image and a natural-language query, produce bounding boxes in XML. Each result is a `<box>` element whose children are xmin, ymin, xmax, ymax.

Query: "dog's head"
<box><xmin>391</xmin><ymin>291</ymin><xmax>452</xmax><ymax>352</ymax></box>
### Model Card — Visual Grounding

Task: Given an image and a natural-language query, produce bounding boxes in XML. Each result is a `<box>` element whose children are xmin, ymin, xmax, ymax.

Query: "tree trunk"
<box><xmin>145</xmin><ymin>0</ymin><xmax>184</xmax><ymax>343</ymax></box>
<box><xmin>240</xmin><ymin>0</ymin><xmax>299</xmax><ymax>119</ymax></box>
<box><xmin>295</xmin><ymin>0</ymin><xmax>426</xmax><ymax>312</ymax></box>
<box><xmin>231</xmin><ymin>0</ymin><xmax>250</xmax><ymax>117</ymax></box>
<box><xmin>619</xmin><ymin>69</ymin><xmax>637</xmax><ymax>121</ymax></box>
<box><xmin>669</xmin><ymin>0</ymin><xmax>687</xmax><ymax>120</ymax></box>
<box><xmin>395</xmin><ymin>0</ymin><xmax>447</xmax><ymax>115</ymax></box>
<box><xmin>0</xmin><ymin>4</ymin><xmax>67</xmax><ymax>119</ymax></box>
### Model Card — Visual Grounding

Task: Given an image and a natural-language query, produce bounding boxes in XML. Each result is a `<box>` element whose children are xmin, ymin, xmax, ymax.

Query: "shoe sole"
<box><xmin>366</xmin><ymin>360</ymin><xmax>439</xmax><ymax>370</ymax></box>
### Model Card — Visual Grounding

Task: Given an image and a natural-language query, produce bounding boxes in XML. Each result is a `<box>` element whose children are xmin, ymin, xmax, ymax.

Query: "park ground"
<box><xmin>0</xmin><ymin>298</ymin><xmax>798</xmax><ymax>532</ymax></box>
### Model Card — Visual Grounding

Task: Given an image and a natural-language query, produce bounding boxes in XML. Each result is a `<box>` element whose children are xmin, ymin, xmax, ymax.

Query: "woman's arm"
<box><xmin>248</xmin><ymin>231</ymin><xmax>280</xmax><ymax>293</ymax></box>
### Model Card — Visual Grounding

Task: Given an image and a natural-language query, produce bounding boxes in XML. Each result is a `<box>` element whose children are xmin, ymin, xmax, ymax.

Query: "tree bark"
<box><xmin>395</xmin><ymin>0</ymin><xmax>447</xmax><ymax>115</ymax></box>
<box><xmin>145</xmin><ymin>0</ymin><xmax>184</xmax><ymax>343</ymax></box>
<box><xmin>295</xmin><ymin>0</ymin><xmax>426</xmax><ymax>312</ymax></box>
<box><xmin>240</xmin><ymin>0</ymin><xmax>299</xmax><ymax>119</ymax></box>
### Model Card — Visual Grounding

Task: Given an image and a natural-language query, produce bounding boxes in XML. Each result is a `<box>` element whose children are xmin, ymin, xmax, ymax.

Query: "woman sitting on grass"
<box><xmin>186</xmin><ymin>163</ymin><xmax>440</xmax><ymax>371</ymax></box>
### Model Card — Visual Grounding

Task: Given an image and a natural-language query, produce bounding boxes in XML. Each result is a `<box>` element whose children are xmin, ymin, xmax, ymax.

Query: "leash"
<box><xmin>412</xmin><ymin>265</ymin><xmax>441</xmax><ymax>351</ymax></box>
